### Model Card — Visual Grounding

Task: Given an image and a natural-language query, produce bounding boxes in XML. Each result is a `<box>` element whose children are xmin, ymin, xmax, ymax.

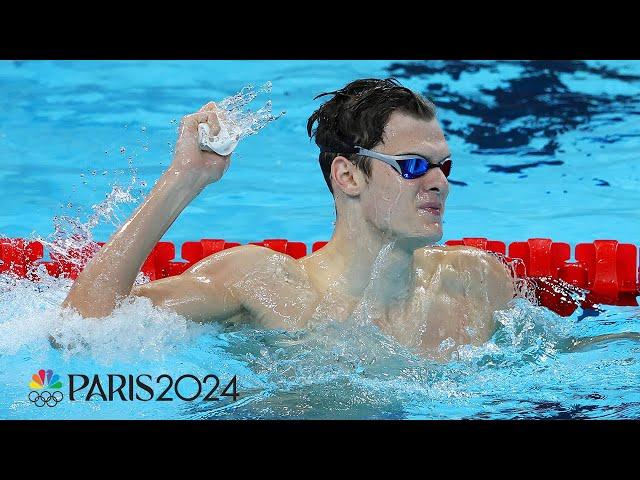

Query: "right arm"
<box><xmin>62</xmin><ymin>102</ymin><xmax>232</xmax><ymax>318</ymax></box>
<box><xmin>130</xmin><ymin>244</ymin><xmax>277</xmax><ymax>323</ymax></box>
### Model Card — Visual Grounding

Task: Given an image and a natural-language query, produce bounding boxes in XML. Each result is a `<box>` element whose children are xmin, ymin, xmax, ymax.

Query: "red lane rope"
<box><xmin>2</xmin><ymin>236</ymin><xmax>639</xmax><ymax>316</ymax></box>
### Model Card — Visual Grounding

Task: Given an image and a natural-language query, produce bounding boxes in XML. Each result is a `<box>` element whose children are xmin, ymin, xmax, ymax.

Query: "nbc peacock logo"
<box><xmin>28</xmin><ymin>369</ymin><xmax>64</xmax><ymax>408</ymax></box>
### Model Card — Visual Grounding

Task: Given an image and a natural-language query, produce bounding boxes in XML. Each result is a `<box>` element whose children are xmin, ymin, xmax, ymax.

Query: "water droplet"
<box><xmin>141</xmin><ymin>126</ymin><xmax>147</xmax><ymax>132</ymax></box>
<box><xmin>120</xmin><ymin>146</ymin><xmax>126</xmax><ymax>154</ymax></box>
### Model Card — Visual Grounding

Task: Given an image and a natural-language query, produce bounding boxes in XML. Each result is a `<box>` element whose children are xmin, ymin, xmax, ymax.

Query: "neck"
<box><xmin>315</xmin><ymin>211</ymin><xmax>418</xmax><ymax>307</ymax></box>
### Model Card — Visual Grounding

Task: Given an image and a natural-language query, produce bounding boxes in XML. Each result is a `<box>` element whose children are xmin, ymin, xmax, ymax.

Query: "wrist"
<box><xmin>164</xmin><ymin>165</ymin><xmax>212</xmax><ymax>192</ymax></box>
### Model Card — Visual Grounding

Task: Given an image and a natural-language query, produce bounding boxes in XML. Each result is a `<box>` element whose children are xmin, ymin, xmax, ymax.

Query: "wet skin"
<box><xmin>63</xmin><ymin>103</ymin><xmax>515</xmax><ymax>359</ymax></box>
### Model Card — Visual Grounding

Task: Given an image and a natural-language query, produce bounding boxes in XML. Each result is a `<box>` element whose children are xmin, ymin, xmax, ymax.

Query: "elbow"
<box><xmin>61</xmin><ymin>290</ymin><xmax>118</xmax><ymax>319</ymax></box>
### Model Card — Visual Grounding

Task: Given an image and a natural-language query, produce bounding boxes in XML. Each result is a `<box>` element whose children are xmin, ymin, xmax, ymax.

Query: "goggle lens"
<box><xmin>398</xmin><ymin>158</ymin><xmax>452</xmax><ymax>180</ymax></box>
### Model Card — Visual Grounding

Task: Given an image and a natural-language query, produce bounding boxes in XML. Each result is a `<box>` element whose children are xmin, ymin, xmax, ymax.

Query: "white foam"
<box><xmin>0</xmin><ymin>273</ymin><xmax>213</xmax><ymax>365</ymax></box>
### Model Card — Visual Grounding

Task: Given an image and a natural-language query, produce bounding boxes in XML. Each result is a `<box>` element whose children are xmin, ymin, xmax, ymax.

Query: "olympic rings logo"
<box><xmin>28</xmin><ymin>390</ymin><xmax>64</xmax><ymax>408</ymax></box>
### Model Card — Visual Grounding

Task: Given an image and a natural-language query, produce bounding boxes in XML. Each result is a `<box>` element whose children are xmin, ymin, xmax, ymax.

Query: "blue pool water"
<box><xmin>1</xmin><ymin>60</ymin><xmax>639</xmax><ymax>419</ymax></box>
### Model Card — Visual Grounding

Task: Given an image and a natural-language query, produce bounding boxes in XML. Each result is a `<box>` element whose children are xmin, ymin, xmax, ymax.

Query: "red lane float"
<box><xmin>0</xmin><ymin>238</ymin><xmax>43</xmax><ymax>278</ymax></box>
<box><xmin>1</xmin><ymin>236</ymin><xmax>639</xmax><ymax>316</ymax></box>
<box><xmin>443</xmin><ymin>237</ymin><xmax>640</xmax><ymax>315</ymax></box>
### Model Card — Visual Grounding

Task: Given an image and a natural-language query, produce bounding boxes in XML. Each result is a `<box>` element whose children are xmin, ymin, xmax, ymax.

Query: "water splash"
<box><xmin>349</xmin><ymin>240</ymin><xmax>399</xmax><ymax>326</ymax></box>
<box><xmin>215</xmin><ymin>82</ymin><xmax>286</xmax><ymax>141</ymax></box>
<box><xmin>0</xmin><ymin>272</ymin><xmax>211</xmax><ymax>365</ymax></box>
<box><xmin>30</xmin><ymin>179</ymin><xmax>141</xmax><ymax>279</ymax></box>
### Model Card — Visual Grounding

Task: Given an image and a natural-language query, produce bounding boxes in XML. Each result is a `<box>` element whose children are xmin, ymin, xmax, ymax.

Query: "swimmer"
<box><xmin>62</xmin><ymin>78</ymin><xmax>515</xmax><ymax>357</ymax></box>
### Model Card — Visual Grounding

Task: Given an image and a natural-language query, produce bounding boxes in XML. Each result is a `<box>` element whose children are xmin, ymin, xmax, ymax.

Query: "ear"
<box><xmin>331</xmin><ymin>156</ymin><xmax>366</xmax><ymax>196</ymax></box>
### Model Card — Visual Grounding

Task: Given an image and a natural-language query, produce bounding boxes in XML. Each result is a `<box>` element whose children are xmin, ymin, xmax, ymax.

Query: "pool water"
<box><xmin>1</xmin><ymin>60</ymin><xmax>639</xmax><ymax>419</ymax></box>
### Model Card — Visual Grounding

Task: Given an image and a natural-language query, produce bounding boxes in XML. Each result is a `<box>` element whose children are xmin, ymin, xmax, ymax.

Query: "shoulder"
<box><xmin>191</xmin><ymin>244</ymin><xmax>308</xmax><ymax>283</ymax></box>
<box><xmin>193</xmin><ymin>245</ymin><xmax>317</xmax><ymax>329</ymax></box>
<box><xmin>414</xmin><ymin>245</ymin><xmax>514</xmax><ymax>302</ymax></box>
<box><xmin>415</xmin><ymin>245</ymin><xmax>509</xmax><ymax>273</ymax></box>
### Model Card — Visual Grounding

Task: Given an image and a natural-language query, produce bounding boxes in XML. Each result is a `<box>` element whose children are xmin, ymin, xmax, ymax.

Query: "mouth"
<box><xmin>417</xmin><ymin>201</ymin><xmax>443</xmax><ymax>217</ymax></box>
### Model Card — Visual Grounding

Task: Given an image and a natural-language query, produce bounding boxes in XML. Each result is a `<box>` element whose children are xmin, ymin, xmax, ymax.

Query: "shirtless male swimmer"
<box><xmin>62</xmin><ymin>78</ymin><xmax>515</xmax><ymax>357</ymax></box>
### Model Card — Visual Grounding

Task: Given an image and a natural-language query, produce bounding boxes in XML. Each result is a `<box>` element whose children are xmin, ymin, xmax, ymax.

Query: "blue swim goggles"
<box><xmin>353</xmin><ymin>146</ymin><xmax>452</xmax><ymax>180</ymax></box>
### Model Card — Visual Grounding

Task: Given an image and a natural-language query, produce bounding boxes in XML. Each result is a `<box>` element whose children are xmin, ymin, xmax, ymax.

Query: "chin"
<box><xmin>417</xmin><ymin>222</ymin><xmax>443</xmax><ymax>242</ymax></box>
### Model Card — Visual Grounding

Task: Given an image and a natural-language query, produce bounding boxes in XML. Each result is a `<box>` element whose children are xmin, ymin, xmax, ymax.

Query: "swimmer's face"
<box><xmin>359</xmin><ymin>111</ymin><xmax>450</xmax><ymax>247</ymax></box>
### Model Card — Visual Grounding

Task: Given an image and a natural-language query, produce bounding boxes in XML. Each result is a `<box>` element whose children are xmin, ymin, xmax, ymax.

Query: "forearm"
<box><xmin>62</xmin><ymin>166</ymin><xmax>208</xmax><ymax>317</ymax></box>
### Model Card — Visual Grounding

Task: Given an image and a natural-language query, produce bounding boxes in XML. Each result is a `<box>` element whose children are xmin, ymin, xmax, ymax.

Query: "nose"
<box><xmin>421</xmin><ymin>164</ymin><xmax>449</xmax><ymax>195</ymax></box>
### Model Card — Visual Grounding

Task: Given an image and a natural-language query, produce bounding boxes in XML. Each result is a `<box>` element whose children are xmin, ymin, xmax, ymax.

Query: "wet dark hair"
<box><xmin>306</xmin><ymin>78</ymin><xmax>437</xmax><ymax>194</ymax></box>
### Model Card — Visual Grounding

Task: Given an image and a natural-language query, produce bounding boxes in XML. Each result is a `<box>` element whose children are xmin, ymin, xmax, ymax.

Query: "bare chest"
<box><xmin>234</xmin><ymin>270</ymin><xmax>496</xmax><ymax>353</ymax></box>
